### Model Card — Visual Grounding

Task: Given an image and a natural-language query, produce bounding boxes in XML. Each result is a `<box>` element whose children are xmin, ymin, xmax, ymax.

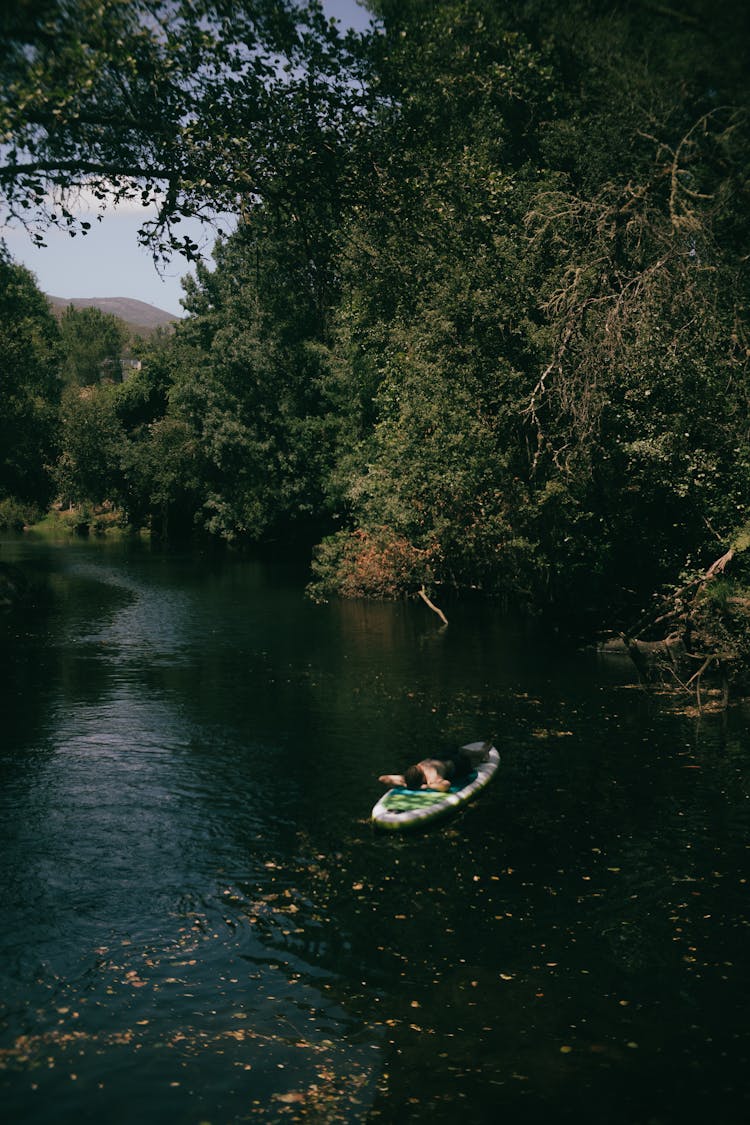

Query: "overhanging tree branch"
<box><xmin>0</xmin><ymin>0</ymin><xmax>373</xmax><ymax>257</ymax></box>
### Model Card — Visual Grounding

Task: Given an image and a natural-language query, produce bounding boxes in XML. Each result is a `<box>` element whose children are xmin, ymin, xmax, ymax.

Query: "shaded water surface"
<box><xmin>1</xmin><ymin>535</ymin><xmax>749</xmax><ymax>1124</ymax></box>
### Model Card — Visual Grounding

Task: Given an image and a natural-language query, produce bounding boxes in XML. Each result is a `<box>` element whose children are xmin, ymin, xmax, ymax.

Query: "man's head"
<box><xmin>404</xmin><ymin>764</ymin><xmax>425</xmax><ymax>790</ymax></box>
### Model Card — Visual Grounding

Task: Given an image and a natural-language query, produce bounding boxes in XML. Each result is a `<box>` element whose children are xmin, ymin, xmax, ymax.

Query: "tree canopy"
<box><xmin>3</xmin><ymin>0</ymin><xmax>750</xmax><ymax>661</ymax></box>
<box><xmin>58</xmin><ymin>305</ymin><xmax>128</xmax><ymax>385</ymax></box>
<box><xmin>0</xmin><ymin>245</ymin><xmax>60</xmax><ymax>506</ymax></box>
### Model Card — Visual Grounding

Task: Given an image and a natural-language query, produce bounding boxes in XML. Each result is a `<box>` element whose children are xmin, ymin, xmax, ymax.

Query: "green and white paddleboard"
<box><xmin>371</xmin><ymin>743</ymin><xmax>499</xmax><ymax>832</ymax></box>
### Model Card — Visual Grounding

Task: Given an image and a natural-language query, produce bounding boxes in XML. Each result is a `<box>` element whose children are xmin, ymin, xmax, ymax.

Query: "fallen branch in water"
<box><xmin>620</xmin><ymin>541</ymin><xmax>745</xmax><ymax>709</ymax></box>
<box><xmin>686</xmin><ymin>653</ymin><xmax>716</xmax><ymax>712</ymax></box>
<box><xmin>418</xmin><ymin>586</ymin><xmax>448</xmax><ymax>626</ymax></box>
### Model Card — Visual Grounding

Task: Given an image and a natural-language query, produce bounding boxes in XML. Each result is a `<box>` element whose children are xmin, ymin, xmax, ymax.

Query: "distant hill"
<box><xmin>47</xmin><ymin>295</ymin><xmax>180</xmax><ymax>335</ymax></box>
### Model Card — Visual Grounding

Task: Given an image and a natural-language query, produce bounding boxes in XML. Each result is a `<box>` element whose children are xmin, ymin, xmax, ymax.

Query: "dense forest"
<box><xmin>2</xmin><ymin>0</ymin><xmax>750</xmax><ymax>687</ymax></box>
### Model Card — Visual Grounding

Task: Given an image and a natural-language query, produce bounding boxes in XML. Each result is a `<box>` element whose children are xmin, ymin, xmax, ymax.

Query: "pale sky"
<box><xmin>2</xmin><ymin>0</ymin><xmax>374</xmax><ymax>317</ymax></box>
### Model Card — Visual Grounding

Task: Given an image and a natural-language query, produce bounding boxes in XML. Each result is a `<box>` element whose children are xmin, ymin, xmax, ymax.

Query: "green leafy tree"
<box><xmin>56</xmin><ymin>382</ymin><xmax>125</xmax><ymax>506</ymax></box>
<box><xmin>162</xmin><ymin>217</ymin><xmax>340</xmax><ymax>542</ymax></box>
<box><xmin>0</xmin><ymin>245</ymin><xmax>60</xmax><ymax>506</ymax></box>
<box><xmin>517</xmin><ymin>0</ymin><xmax>750</xmax><ymax>610</ymax></box>
<box><xmin>114</xmin><ymin>333</ymin><xmax>204</xmax><ymax>536</ymax></box>
<box><xmin>314</xmin><ymin>0</ymin><xmax>750</xmax><ymax>617</ymax></box>
<box><xmin>313</xmin><ymin>0</ymin><xmax>555</xmax><ymax>599</ymax></box>
<box><xmin>58</xmin><ymin>305</ymin><xmax>128</xmax><ymax>385</ymax></box>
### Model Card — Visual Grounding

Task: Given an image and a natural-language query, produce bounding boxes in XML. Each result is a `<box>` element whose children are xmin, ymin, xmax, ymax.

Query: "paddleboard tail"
<box><xmin>459</xmin><ymin>739</ymin><xmax>494</xmax><ymax>766</ymax></box>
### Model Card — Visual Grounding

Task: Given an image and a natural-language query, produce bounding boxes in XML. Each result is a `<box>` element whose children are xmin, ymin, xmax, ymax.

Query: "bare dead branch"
<box><xmin>418</xmin><ymin>586</ymin><xmax>448</xmax><ymax>626</ymax></box>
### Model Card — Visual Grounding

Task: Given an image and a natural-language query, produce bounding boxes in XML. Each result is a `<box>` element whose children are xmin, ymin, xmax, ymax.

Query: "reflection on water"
<box><xmin>1</xmin><ymin>534</ymin><xmax>749</xmax><ymax>1124</ymax></box>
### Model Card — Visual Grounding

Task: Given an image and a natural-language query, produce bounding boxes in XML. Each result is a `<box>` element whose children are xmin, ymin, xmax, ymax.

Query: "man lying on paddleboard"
<box><xmin>379</xmin><ymin>741</ymin><xmax>492</xmax><ymax>792</ymax></box>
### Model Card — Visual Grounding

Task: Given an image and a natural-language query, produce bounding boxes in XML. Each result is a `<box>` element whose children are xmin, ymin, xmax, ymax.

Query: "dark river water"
<box><xmin>1</xmin><ymin>533</ymin><xmax>749</xmax><ymax>1124</ymax></box>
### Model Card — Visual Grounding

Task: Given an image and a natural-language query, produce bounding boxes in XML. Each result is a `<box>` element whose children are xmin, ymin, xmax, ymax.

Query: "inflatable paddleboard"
<box><xmin>371</xmin><ymin>742</ymin><xmax>499</xmax><ymax>832</ymax></box>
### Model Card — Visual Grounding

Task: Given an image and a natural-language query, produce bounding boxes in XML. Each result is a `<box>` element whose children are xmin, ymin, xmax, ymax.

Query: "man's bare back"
<box><xmin>379</xmin><ymin>743</ymin><xmax>491</xmax><ymax>792</ymax></box>
<box><xmin>378</xmin><ymin>758</ymin><xmax>455</xmax><ymax>792</ymax></box>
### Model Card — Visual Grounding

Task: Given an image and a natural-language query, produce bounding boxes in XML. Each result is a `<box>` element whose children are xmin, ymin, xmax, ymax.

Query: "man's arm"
<box><xmin>379</xmin><ymin>773</ymin><xmax>406</xmax><ymax>788</ymax></box>
<box><xmin>424</xmin><ymin>778</ymin><xmax>451</xmax><ymax>792</ymax></box>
